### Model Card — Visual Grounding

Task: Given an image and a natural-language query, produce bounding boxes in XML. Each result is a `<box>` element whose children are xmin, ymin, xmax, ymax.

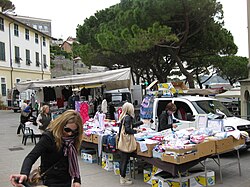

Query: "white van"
<box><xmin>151</xmin><ymin>96</ymin><xmax>250</xmax><ymax>139</ymax></box>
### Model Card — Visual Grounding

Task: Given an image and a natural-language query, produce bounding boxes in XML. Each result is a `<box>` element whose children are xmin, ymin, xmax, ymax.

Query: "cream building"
<box><xmin>0</xmin><ymin>10</ymin><xmax>51</xmax><ymax>105</ymax></box>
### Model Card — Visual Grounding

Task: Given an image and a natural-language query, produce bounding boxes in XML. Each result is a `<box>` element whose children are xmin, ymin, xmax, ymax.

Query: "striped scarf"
<box><xmin>62</xmin><ymin>136</ymin><xmax>80</xmax><ymax>179</ymax></box>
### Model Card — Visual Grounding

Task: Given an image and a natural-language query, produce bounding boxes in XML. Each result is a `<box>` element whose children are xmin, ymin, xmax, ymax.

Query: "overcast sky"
<box><xmin>10</xmin><ymin>0</ymin><xmax>248</xmax><ymax>57</ymax></box>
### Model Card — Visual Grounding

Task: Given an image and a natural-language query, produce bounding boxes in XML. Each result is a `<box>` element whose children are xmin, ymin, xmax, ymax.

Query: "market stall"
<box><xmin>80</xmin><ymin>117</ymin><xmax>247</xmax><ymax>187</ymax></box>
<box><xmin>15</xmin><ymin>68</ymin><xmax>133</xmax><ymax>117</ymax></box>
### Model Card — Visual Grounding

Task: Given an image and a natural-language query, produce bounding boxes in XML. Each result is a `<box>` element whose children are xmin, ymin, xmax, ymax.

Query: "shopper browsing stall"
<box><xmin>10</xmin><ymin>110</ymin><xmax>83</xmax><ymax>187</ymax></box>
<box><xmin>118</xmin><ymin>102</ymin><xmax>147</xmax><ymax>185</ymax></box>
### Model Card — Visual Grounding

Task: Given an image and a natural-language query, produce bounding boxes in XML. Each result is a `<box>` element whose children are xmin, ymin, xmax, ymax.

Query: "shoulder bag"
<box><xmin>21</xmin><ymin>110</ymin><xmax>30</xmax><ymax>117</ymax></box>
<box><xmin>28</xmin><ymin>159</ymin><xmax>62</xmax><ymax>187</ymax></box>
<box><xmin>117</xmin><ymin>118</ymin><xmax>137</xmax><ymax>153</ymax></box>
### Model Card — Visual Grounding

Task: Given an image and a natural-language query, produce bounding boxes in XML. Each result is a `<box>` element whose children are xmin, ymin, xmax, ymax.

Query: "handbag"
<box><xmin>28</xmin><ymin>159</ymin><xmax>62</xmax><ymax>187</ymax></box>
<box><xmin>21</xmin><ymin>110</ymin><xmax>30</xmax><ymax>117</ymax></box>
<box><xmin>28</xmin><ymin>167</ymin><xmax>45</xmax><ymax>186</ymax></box>
<box><xmin>117</xmin><ymin>119</ymin><xmax>137</xmax><ymax>153</ymax></box>
<box><xmin>28</xmin><ymin>167</ymin><xmax>46</xmax><ymax>186</ymax></box>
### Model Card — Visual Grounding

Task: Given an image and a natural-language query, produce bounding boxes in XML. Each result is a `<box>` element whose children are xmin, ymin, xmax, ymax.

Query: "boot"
<box><xmin>120</xmin><ymin>176</ymin><xmax>133</xmax><ymax>185</ymax></box>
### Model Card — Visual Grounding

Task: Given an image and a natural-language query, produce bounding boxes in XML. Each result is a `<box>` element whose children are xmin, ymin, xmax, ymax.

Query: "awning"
<box><xmin>16</xmin><ymin>68</ymin><xmax>132</xmax><ymax>92</ymax></box>
<box><xmin>215</xmin><ymin>89</ymin><xmax>241</xmax><ymax>98</ymax></box>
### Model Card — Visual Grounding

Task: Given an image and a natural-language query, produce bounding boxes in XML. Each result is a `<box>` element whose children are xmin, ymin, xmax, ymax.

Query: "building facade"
<box><xmin>11</xmin><ymin>15</ymin><xmax>52</xmax><ymax>36</ymax></box>
<box><xmin>0</xmin><ymin>11</ymin><xmax>51</xmax><ymax>105</ymax></box>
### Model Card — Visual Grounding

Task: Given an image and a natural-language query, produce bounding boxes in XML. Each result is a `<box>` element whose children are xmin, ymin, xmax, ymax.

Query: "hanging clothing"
<box><xmin>94</xmin><ymin>111</ymin><xmax>106</xmax><ymax>129</ymax></box>
<box><xmin>101</xmin><ymin>99</ymin><xmax>108</xmax><ymax>114</ymax></box>
<box><xmin>80</xmin><ymin>102</ymin><xmax>89</xmax><ymax>124</ymax></box>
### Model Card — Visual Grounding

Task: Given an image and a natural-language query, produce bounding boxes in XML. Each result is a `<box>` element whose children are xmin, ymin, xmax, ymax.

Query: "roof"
<box><xmin>0</xmin><ymin>12</ymin><xmax>52</xmax><ymax>39</ymax></box>
<box><xmin>155</xmin><ymin>96</ymin><xmax>217</xmax><ymax>102</ymax></box>
<box><xmin>200</xmin><ymin>75</ymin><xmax>230</xmax><ymax>85</ymax></box>
<box><xmin>16</xmin><ymin>68</ymin><xmax>132</xmax><ymax>92</ymax></box>
<box><xmin>215</xmin><ymin>88</ymin><xmax>241</xmax><ymax>98</ymax></box>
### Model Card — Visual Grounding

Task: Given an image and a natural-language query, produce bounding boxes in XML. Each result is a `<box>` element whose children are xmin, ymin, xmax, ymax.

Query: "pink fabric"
<box><xmin>80</xmin><ymin>102</ymin><xmax>89</xmax><ymax>124</ymax></box>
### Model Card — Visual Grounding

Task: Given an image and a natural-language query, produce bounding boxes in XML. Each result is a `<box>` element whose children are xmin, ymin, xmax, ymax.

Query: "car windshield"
<box><xmin>192</xmin><ymin>100</ymin><xmax>233</xmax><ymax>117</ymax></box>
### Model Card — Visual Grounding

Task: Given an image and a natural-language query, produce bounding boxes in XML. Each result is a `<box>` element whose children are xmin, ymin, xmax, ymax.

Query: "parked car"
<box><xmin>150</xmin><ymin>96</ymin><xmax>250</xmax><ymax>144</ymax></box>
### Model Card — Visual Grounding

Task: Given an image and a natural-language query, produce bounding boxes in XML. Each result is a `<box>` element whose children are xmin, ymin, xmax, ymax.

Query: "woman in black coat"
<box><xmin>10</xmin><ymin>110</ymin><xmax>83</xmax><ymax>187</ymax></box>
<box><xmin>158</xmin><ymin>102</ymin><xmax>178</xmax><ymax>132</ymax></box>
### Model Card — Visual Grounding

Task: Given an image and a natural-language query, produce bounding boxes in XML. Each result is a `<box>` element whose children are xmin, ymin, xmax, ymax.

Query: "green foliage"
<box><xmin>75</xmin><ymin>0</ymin><xmax>238</xmax><ymax>86</ymax></box>
<box><xmin>0</xmin><ymin>0</ymin><xmax>15</xmax><ymax>12</ymax></box>
<box><xmin>216</xmin><ymin>56</ymin><xmax>248</xmax><ymax>85</ymax></box>
<box><xmin>50</xmin><ymin>46</ymin><xmax>72</xmax><ymax>59</ymax></box>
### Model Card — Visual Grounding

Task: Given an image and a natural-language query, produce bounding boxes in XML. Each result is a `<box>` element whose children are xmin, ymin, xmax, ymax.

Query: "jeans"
<box><xmin>119</xmin><ymin>151</ymin><xmax>131</xmax><ymax>178</ymax></box>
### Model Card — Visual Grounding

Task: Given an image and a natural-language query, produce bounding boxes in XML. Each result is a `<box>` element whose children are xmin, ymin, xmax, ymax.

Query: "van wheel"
<box><xmin>13</xmin><ymin>109</ymin><xmax>18</xmax><ymax>113</ymax></box>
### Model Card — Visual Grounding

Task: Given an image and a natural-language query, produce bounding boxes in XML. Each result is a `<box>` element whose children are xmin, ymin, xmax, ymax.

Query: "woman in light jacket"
<box><xmin>36</xmin><ymin>105</ymin><xmax>51</xmax><ymax>131</ymax></box>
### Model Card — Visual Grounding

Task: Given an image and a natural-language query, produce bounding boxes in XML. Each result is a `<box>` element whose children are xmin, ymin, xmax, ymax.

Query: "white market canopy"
<box><xmin>16</xmin><ymin>68</ymin><xmax>132</xmax><ymax>92</ymax></box>
<box><xmin>215</xmin><ymin>88</ymin><xmax>241</xmax><ymax>98</ymax></box>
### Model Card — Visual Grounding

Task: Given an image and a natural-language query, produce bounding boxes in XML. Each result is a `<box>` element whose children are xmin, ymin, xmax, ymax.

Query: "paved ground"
<box><xmin>1</xmin><ymin>110</ymin><xmax>250</xmax><ymax>187</ymax></box>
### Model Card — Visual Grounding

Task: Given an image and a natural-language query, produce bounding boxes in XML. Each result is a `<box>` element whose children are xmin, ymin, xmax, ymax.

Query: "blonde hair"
<box><xmin>41</xmin><ymin>105</ymin><xmax>49</xmax><ymax>114</ymax></box>
<box><xmin>48</xmin><ymin>110</ymin><xmax>83</xmax><ymax>151</ymax></box>
<box><xmin>119</xmin><ymin>102</ymin><xmax>134</xmax><ymax>121</ymax></box>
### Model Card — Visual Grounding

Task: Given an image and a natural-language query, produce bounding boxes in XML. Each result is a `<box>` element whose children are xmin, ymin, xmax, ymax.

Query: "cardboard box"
<box><xmin>137</xmin><ymin>142</ymin><xmax>158</xmax><ymax>157</ymax></box>
<box><xmin>197</xmin><ymin>140</ymin><xmax>216</xmax><ymax>157</ymax></box>
<box><xmin>113</xmin><ymin>161</ymin><xmax>130</xmax><ymax>175</ymax></box>
<box><xmin>189</xmin><ymin>170</ymin><xmax>215</xmax><ymax>187</ymax></box>
<box><xmin>144</xmin><ymin>166</ymin><xmax>163</xmax><ymax>185</ymax></box>
<box><xmin>82</xmin><ymin>133</ymin><xmax>92</xmax><ymax>142</ymax></box>
<box><xmin>81</xmin><ymin>149</ymin><xmax>96</xmax><ymax>159</ymax></box>
<box><xmin>82</xmin><ymin>153</ymin><xmax>97</xmax><ymax>164</ymax></box>
<box><xmin>102</xmin><ymin>152</ymin><xmax>119</xmax><ymax>161</ymax></box>
<box><xmin>161</xmin><ymin>152</ymin><xmax>199</xmax><ymax>164</ymax></box>
<box><xmin>152</xmin><ymin>176</ymin><xmax>159</xmax><ymax>187</ymax></box>
<box><xmin>104</xmin><ymin>160</ymin><xmax>113</xmax><ymax>171</ymax></box>
<box><xmin>165</xmin><ymin>146</ymin><xmax>197</xmax><ymax>154</ymax></box>
<box><xmin>233</xmin><ymin>136</ymin><xmax>246</xmax><ymax>147</ymax></box>
<box><xmin>101</xmin><ymin>157</ymin><xmax>106</xmax><ymax>169</ymax></box>
<box><xmin>158</xmin><ymin>176</ymin><xmax>189</xmax><ymax>187</ymax></box>
<box><xmin>215</xmin><ymin>136</ymin><xmax>234</xmax><ymax>154</ymax></box>
<box><xmin>92</xmin><ymin>134</ymin><xmax>99</xmax><ymax>144</ymax></box>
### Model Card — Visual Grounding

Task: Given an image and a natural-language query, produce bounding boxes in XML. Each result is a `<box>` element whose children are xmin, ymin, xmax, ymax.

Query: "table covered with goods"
<box><xmin>81</xmin><ymin>118</ymin><xmax>248</xmax><ymax>187</ymax></box>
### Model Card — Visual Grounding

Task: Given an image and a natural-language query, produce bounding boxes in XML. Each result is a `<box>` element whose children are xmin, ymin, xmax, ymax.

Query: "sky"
<box><xmin>10</xmin><ymin>0</ymin><xmax>249</xmax><ymax>58</ymax></box>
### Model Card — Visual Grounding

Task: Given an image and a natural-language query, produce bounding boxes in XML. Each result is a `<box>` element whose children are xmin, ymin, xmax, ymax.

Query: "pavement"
<box><xmin>1</xmin><ymin>110</ymin><xmax>250</xmax><ymax>187</ymax></box>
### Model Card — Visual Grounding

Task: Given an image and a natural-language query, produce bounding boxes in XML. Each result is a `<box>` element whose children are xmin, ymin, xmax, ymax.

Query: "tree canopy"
<box><xmin>0</xmin><ymin>0</ymin><xmax>15</xmax><ymax>13</ymax></box>
<box><xmin>75</xmin><ymin>0</ymin><xmax>239</xmax><ymax>87</ymax></box>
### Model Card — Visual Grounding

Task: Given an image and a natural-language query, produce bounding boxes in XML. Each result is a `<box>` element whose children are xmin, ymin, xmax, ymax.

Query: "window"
<box><xmin>44</xmin><ymin>26</ymin><xmax>48</xmax><ymax>31</ymax></box>
<box><xmin>35</xmin><ymin>52</ymin><xmax>40</xmax><ymax>66</ymax></box>
<box><xmin>173</xmin><ymin>101</ymin><xmax>193</xmax><ymax>121</ymax></box>
<box><xmin>0</xmin><ymin>42</ymin><xmax>5</xmax><ymax>61</ymax></box>
<box><xmin>25</xmin><ymin>29</ymin><xmax>29</xmax><ymax>40</ymax></box>
<box><xmin>35</xmin><ymin>33</ymin><xmax>39</xmax><ymax>44</ymax></box>
<box><xmin>42</xmin><ymin>37</ymin><xmax>46</xmax><ymax>46</ymax></box>
<box><xmin>192</xmin><ymin>100</ymin><xmax>233</xmax><ymax>117</ymax></box>
<box><xmin>1</xmin><ymin>78</ymin><xmax>6</xmax><ymax>96</ymax></box>
<box><xmin>43</xmin><ymin>54</ymin><xmax>47</xmax><ymax>68</ymax></box>
<box><xmin>14</xmin><ymin>24</ymin><xmax>19</xmax><ymax>36</ymax></box>
<box><xmin>0</xmin><ymin>17</ymin><xmax>4</xmax><ymax>31</ymax></box>
<box><xmin>26</xmin><ymin>49</ymin><xmax>31</xmax><ymax>65</ymax></box>
<box><xmin>14</xmin><ymin>46</ymin><xmax>21</xmax><ymax>63</ymax></box>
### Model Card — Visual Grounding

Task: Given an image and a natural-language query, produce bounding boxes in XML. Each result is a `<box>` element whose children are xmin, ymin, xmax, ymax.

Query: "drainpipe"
<box><xmin>40</xmin><ymin>36</ymin><xmax>44</xmax><ymax>80</ymax></box>
<box><xmin>9</xmin><ymin>21</ymin><xmax>14</xmax><ymax>89</ymax></box>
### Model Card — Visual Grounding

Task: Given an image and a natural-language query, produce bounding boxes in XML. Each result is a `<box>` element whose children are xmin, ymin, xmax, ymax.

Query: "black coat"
<box><xmin>20</xmin><ymin>131</ymin><xmax>80</xmax><ymax>186</ymax></box>
<box><xmin>119</xmin><ymin>115</ymin><xmax>143</xmax><ymax>135</ymax></box>
<box><xmin>158</xmin><ymin>110</ymin><xmax>176</xmax><ymax>132</ymax></box>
